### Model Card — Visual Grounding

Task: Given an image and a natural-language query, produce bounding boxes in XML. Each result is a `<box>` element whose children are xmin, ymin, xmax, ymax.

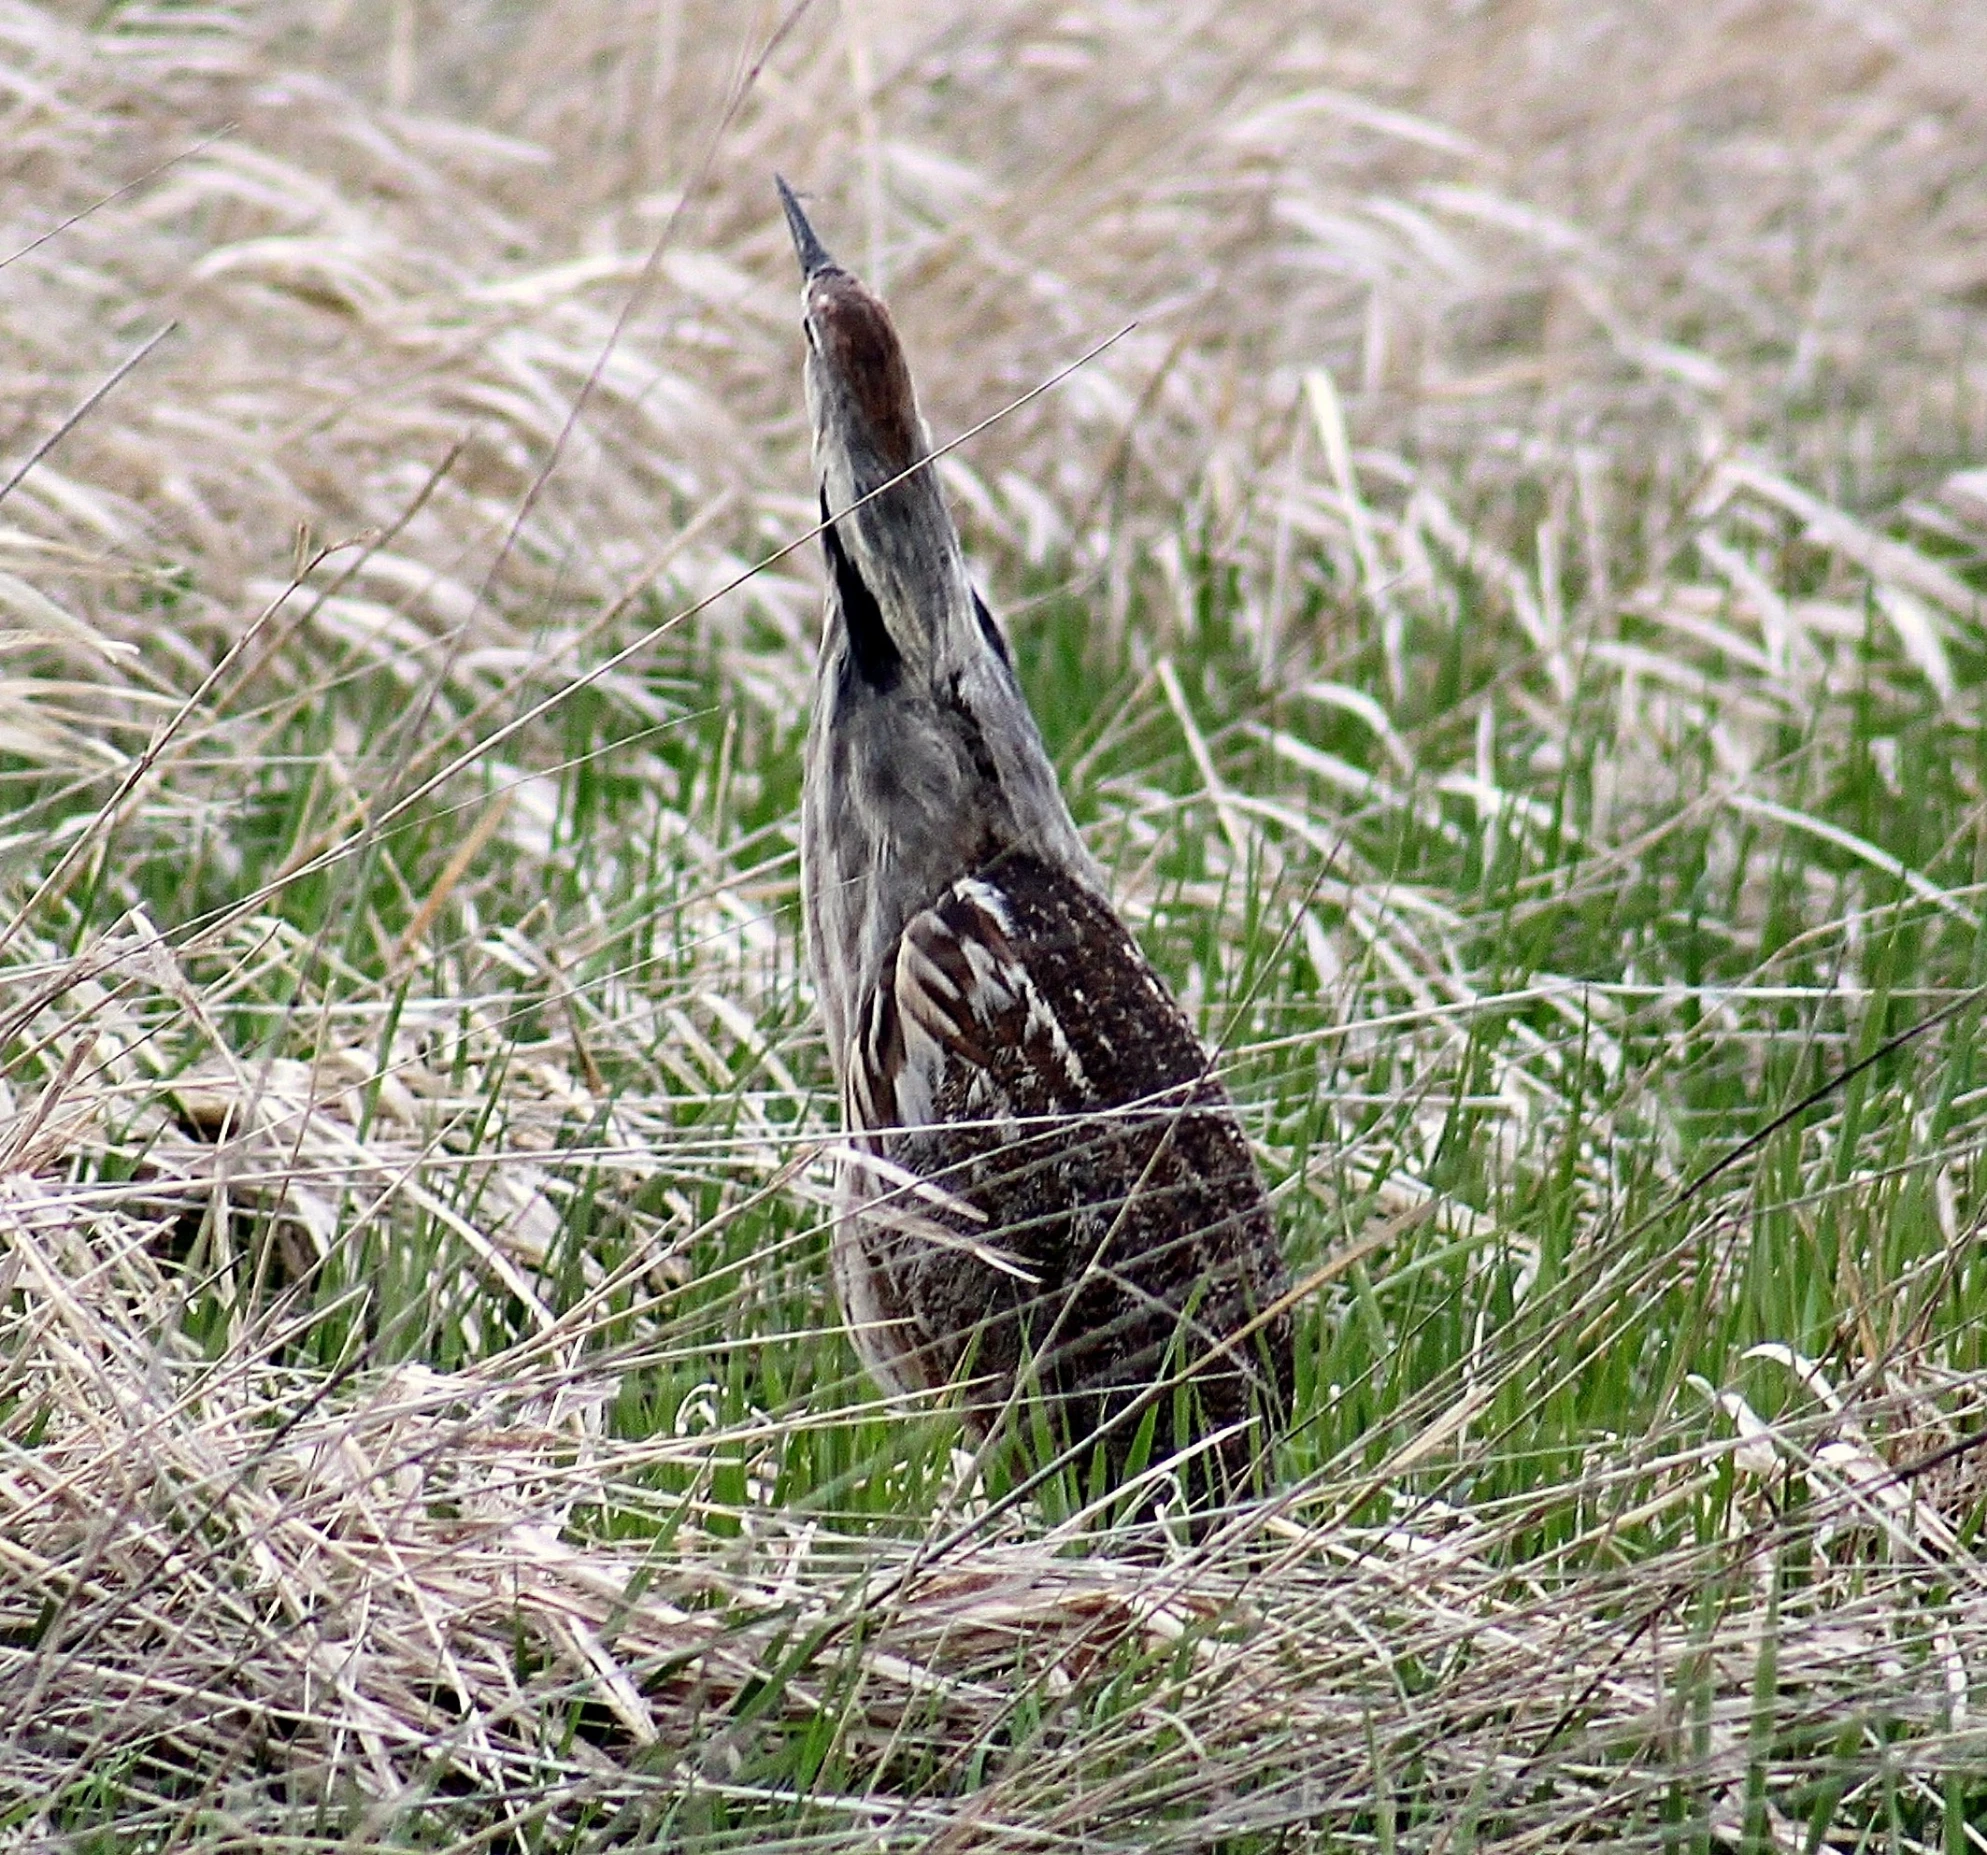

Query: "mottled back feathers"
<box><xmin>835</xmin><ymin>850</ymin><xmax>1291</xmax><ymax>1493</ymax></box>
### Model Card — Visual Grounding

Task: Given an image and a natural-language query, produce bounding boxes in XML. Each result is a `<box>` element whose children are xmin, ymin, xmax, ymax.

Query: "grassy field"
<box><xmin>4</xmin><ymin>1</ymin><xmax>1987</xmax><ymax>1847</ymax></box>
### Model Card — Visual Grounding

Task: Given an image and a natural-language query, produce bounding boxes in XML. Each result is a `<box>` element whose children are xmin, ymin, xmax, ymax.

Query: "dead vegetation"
<box><xmin>3</xmin><ymin>1</ymin><xmax>1987</xmax><ymax>1846</ymax></box>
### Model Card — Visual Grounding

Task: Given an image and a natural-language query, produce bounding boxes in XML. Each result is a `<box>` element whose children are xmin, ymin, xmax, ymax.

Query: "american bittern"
<box><xmin>782</xmin><ymin>179</ymin><xmax>1290</xmax><ymax>1502</ymax></box>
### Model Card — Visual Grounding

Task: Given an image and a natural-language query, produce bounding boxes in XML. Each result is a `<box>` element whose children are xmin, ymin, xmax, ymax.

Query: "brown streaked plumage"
<box><xmin>782</xmin><ymin>178</ymin><xmax>1290</xmax><ymax>1502</ymax></box>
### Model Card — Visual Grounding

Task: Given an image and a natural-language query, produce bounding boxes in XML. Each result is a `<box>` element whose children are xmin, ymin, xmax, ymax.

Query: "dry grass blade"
<box><xmin>1</xmin><ymin>0</ymin><xmax>1985</xmax><ymax>1847</ymax></box>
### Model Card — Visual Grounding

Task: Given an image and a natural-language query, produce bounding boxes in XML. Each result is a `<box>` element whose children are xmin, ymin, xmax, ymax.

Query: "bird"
<box><xmin>780</xmin><ymin>177</ymin><xmax>1291</xmax><ymax>1505</ymax></box>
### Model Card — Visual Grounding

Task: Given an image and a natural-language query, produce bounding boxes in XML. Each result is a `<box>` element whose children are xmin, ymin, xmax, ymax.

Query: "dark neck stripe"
<box><xmin>820</xmin><ymin>488</ymin><xmax>902</xmax><ymax>692</ymax></box>
<box><xmin>972</xmin><ymin>589</ymin><xmax>1013</xmax><ymax>668</ymax></box>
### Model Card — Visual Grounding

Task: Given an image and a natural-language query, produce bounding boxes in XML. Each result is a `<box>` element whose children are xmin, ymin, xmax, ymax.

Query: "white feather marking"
<box><xmin>845</xmin><ymin>1032</ymin><xmax>879</xmax><ymax>1127</ymax></box>
<box><xmin>1023</xmin><ymin>990</ymin><xmax>1090</xmax><ymax>1091</ymax></box>
<box><xmin>892</xmin><ymin>1021</ymin><xmax>941</xmax><ymax>1130</ymax></box>
<box><xmin>952</xmin><ymin>875</ymin><xmax>1013</xmax><ymax>933</ymax></box>
<box><xmin>957</xmin><ymin>931</ymin><xmax>1018</xmax><ymax>1014</ymax></box>
<box><xmin>898</xmin><ymin>921</ymin><xmax>963</xmax><ymax>1003</ymax></box>
<box><xmin>896</xmin><ymin>930</ymin><xmax>963</xmax><ymax>1042</ymax></box>
<box><xmin>889</xmin><ymin>928</ymin><xmax>956</xmax><ymax>1130</ymax></box>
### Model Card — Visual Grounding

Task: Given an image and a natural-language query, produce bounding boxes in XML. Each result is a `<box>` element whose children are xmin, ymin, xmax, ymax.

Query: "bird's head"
<box><xmin>778</xmin><ymin>176</ymin><xmax>985</xmax><ymax>693</ymax></box>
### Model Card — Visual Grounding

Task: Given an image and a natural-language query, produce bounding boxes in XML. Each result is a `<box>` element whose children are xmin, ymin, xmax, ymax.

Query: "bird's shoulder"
<box><xmin>848</xmin><ymin>850</ymin><xmax>1221</xmax><ymax>1135</ymax></box>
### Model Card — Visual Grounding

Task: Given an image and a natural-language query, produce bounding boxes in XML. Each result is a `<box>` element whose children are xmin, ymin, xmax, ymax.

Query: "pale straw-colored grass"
<box><xmin>3</xmin><ymin>1</ymin><xmax>1987</xmax><ymax>1845</ymax></box>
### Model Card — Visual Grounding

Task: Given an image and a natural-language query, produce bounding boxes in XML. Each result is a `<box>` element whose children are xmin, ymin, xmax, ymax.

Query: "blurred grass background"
<box><xmin>3</xmin><ymin>1</ymin><xmax>1987</xmax><ymax>1847</ymax></box>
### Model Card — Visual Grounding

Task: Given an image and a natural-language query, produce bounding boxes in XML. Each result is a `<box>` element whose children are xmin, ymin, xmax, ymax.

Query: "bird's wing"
<box><xmin>848</xmin><ymin>853</ymin><xmax>1208</xmax><ymax>1138</ymax></box>
<box><xmin>836</xmin><ymin>851</ymin><xmax>1290</xmax><ymax>1488</ymax></box>
<box><xmin>848</xmin><ymin>851</ymin><xmax>1285</xmax><ymax>1354</ymax></box>
<box><xmin>849</xmin><ymin>867</ymin><xmax>1088</xmax><ymax>1135</ymax></box>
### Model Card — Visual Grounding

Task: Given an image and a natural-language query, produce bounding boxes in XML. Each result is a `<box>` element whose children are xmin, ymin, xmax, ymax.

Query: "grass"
<box><xmin>4</xmin><ymin>0</ymin><xmax>1987</xmax><ymax>1848</ymax></box>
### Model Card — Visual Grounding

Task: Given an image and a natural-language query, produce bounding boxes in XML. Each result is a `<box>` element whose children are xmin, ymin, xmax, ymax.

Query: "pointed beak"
<box><xmin>776</xmin><ymin>175</ymin><xmax>838</xmax><ymax>280</ymax></box>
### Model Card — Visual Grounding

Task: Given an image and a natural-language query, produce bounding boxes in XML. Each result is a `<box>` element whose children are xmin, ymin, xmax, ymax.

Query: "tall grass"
<box><xmin>3</xmin><ymin>1</ymin><xmax>1987</xmax><ymax>1847</ymax></box>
